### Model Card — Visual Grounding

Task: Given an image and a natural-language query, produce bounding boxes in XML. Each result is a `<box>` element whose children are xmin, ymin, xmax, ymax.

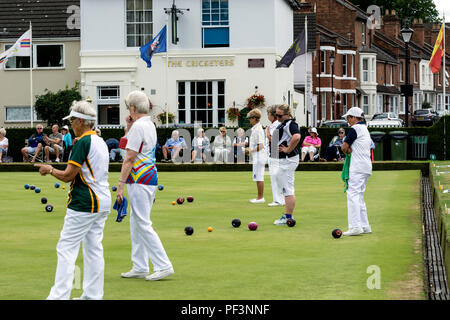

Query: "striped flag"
<box><xmin>0</xmin><ymin>29</ymin><xmax>31</xmax><ymax>69</ymax></box>
<box><xmin>429</xmin><ymin>24</ymin><xmax>445</xmax><ymax>74</ymax></box>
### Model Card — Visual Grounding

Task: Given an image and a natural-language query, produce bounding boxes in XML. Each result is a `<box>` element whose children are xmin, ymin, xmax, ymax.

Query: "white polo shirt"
<box><xmin>344</xmin><ymin>122</ymin><xmax>372</xmax><ymax>175</ymax></box>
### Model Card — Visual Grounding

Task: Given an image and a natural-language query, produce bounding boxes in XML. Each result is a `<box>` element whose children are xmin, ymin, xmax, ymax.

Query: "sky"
<box><xmin>434</xmin><ymin>0</ymin><xmax>450</xmax><ymax>20</ymax></box>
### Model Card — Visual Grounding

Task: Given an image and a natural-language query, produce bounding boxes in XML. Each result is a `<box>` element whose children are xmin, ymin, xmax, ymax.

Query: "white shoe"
<box><xmin>362</xmin><ymin>226</ymin><xmax>372</xmax><ymax>234</ymax></box>
<box><xmin>268</xmin><ymin>202</ymin><xmax>284</xmax><ymax>207</ymax></box>
<box><xmin>55</xmin><ymin>158</ymin><xmax>60</xmax><ymax>162</ymax></box>
<box><xmin>274</xmin><ymin>214</ymin><xmax>288</xmax><ymax>225</ymax></box>
<box><xmin>121</xmin><ymin>270</ymin><xmax>148</xmax><ymax>278</ymax></box>
<box><xmin>145</xmin><ymin>267</ymin><xmax>174</xmax><ymax>281</ymax></box>
<box><xmin>343</xmin><ymin>227</ymin><xmax>364</xmax><ymax>236</ymax></box>
<box><xmin>250</xmin><ymin>198</ymin><xmax>265</xmax><ymax>204</ymax></box>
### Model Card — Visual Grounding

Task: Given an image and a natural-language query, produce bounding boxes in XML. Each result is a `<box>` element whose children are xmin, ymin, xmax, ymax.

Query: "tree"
<box><xmin>34</xmin><ymin>82</ymin><xmax>82</xmax><ymax>127</ymax></box>
<box><xmin>349</xmin><ymin>0</ymin><xmax>439</xmax><ymax>24</ymax></box>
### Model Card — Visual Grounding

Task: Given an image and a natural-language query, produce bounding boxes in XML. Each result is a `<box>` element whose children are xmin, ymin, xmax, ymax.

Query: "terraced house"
<box><xmin>0</xmin><ymin>0</ymin><xmax>80</xmax><ymax>128</ymax></box>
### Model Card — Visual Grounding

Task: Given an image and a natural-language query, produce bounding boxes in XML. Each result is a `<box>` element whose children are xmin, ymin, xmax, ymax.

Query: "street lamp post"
<box><xmin>330</xmin><ymin>53</ymin><xmax>335</xmax><ymax>120</ymax></box>
<box><xmin>401</xmin><ymin>21</ymin><xmax>414</xmax><ymax>127</ymax></box>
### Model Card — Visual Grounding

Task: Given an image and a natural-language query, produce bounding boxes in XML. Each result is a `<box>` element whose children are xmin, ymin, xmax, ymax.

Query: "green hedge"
<box><xmin>4</xmin><ymin>116</ymin><xmax>449</xmax><ymax>161</ymax></box>
<box><xmin>0</xmin><ymin>161</ymin><xmax>429</xmax><ymax>174</ymax></box>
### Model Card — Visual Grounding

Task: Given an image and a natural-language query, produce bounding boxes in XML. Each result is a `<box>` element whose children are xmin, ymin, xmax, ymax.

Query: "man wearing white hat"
<box><xmin>341</xmin><ymin>107</ymin><xmax>372</xmax><ymax>236</ymax></box>
<box><xmin>35</xmin><ymin>101</ymin><xmax>111</xmax><ymax>299</ymax></box>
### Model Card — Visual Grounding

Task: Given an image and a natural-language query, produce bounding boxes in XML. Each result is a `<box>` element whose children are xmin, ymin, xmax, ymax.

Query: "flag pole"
<box><xmin>30</xmin><ymin>21</ymin><xmax>33</xmax><ymax>128</ymax></box>
<box><xmin>165</xmin><ymin>15</ymin><xmax>169</xmax><ymax>128</ymax></box>
<box><xmin>305</xmin><ymin>16</ymin><xmax>308</xmax><ymax>127</ymax></box>
<box><xmin>444</xmin><ymin>12</ymin><xmax>446</xmax><ymax>160</ymax></box>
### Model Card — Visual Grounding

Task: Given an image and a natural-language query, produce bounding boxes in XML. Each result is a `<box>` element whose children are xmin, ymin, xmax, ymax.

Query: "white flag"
<box><xmin>0</xmin><ymin>29</ymin><xmax>31</xmax><ymax>68</ymax></box>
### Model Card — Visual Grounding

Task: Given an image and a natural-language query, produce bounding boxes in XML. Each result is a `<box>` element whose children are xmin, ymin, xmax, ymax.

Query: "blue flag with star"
<box><xmin>140</xmin><ymin>25</ymin><xmax>167</xmax><ymax>68</ymax></box>
<box><xmin>276</xmin><ymin>29</ymin><xmax>306</xmax><ymax>68</ymax></box>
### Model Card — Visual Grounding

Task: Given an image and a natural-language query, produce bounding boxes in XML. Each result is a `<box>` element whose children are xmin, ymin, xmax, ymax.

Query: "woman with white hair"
<box><xmin>213</xmin><ymin>126</ymin><xmax>232</xmax><ymax>163</ymax></box>
<box><xmin>191</xmin><ymin>128</ymin><xmax>210</xmax><ymax>163</ymax></box>
<box><xmin>0</xmin><ymin>128</ymin><xmax>8</xmax><ymax>163</ymax></box>
<box><xmin>35</xmin><ymin>100</ymin><xmax>111</xmax><ymax>300</ymax></box>
<box><xmin>117</xmin><ymin>90</ymin><xmax>174</xmax><ymax>281</ymax></box>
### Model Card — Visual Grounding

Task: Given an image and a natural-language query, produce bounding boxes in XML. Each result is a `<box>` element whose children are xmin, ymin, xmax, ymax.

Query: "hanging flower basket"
<box><xmin>157</xmin><ymin>112</ymin><xmax>175</xmax><ymax>124</ymax></box>
<box><xmin>226</xmin><ymin>107</ymin><xmax>241</xmax><ymax>121</ymax></box>
<box><xmin>246</xmin><ymin>94</ymin><xmax>265</xmax><ymax>109</ymax></box>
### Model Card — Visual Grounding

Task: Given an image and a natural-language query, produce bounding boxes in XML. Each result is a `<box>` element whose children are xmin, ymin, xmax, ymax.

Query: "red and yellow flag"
<box><xmin>429</xmin><ymin>24</ymin><xmax>445</xmax><ymax>74</ymax></box>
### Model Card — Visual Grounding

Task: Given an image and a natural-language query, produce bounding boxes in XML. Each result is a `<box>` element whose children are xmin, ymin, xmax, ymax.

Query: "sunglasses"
<box><xmin>68</xmin><ymin>117</ymin><xmax>79</xmax><ymax>124</ymax></box>
<box><xmin>37</xmin><ymin>128</ymin><xmax>43</xmax><ymax>130</ymax></box>
<box><xmin>275</xmin><ymin>114</ymin><xmax>284</xmax><ymax>118</ymax></box>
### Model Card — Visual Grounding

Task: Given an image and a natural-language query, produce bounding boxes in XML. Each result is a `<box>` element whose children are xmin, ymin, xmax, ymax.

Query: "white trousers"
<box><xmin>347</xmin><ymin>172</ymin><xmax>371</xmax><ymax>230</ymax></box>
<box><xmin>47</xmin><ymin>209</ymin><xmax>109</xmax><ymax>300</ymax></box>
<box><xmin>214</xmin><ymin>148</ymin><xmax>230</xmax><ymax>162</ymax></box>
<box><xmin>272</xmin><ymin>156</ymin><xmax>299</xmax><ymax>197</ymax></box>
<box><xmin>268</xmin><ymin>158</ymin><xmax>285</xmax><ymax>204</ymax></box>
<box><xmin>127</xmin><ymin>183</ymin><xmax>172</xmax><ymax>273</ymax></box>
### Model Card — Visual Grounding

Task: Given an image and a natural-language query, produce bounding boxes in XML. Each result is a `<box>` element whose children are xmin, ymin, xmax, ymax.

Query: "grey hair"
<box><xmin>0</xmin><ymin>128</ymin><xmax>5</xmax><ymax>136</ymax></box>
<box><xmin>172</xmin><ymin>130</ymin><xmax>179</xmax><ymax>137</ymax></box>
<box><xmin>125</xmin><ymin>90</ymin><xmax>150</xmax><ymax>114</ymax></box>
<box><xmin>236</xmin><ymin>127</ymin><xmax>245</xmax><ymax>135</ymax></box>
<box><xmin>267</xmin><ymin>105</ymin><xmax>277</xmax><ymax>117</ymax></box>
<box><xmin>70</xmin><ymin>100</ymin><xmax>97</xmax><ymax>128</ymax></box>
<box><xmin>197</xmin><ymin>128</ymin><xmax>204</xmax><ymax>136</ymax></box>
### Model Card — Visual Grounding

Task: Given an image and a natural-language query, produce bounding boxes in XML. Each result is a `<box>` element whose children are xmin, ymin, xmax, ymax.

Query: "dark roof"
<box><xmin>372</xmin><ymin>44</ymin><xmax>398</xmax><ymax>65</ymax></box>
<box><xmin>0</xmin><ymin>0</ymin><xmax>80</xmax><ymax>39</ymax></box>
<box><xmin>294</xmin><ymin>13</ymin><xmax>316</xmax><ymax>51</ymax></box>
<box><xmin>317</xmin><ymin>24</ymin><xmax>357</xmax><ymax>49</ymax></box>
<box><xmin>377</xmin><ymin>85</ymin><xmax>401</xmax><ymax>94</ymax></box>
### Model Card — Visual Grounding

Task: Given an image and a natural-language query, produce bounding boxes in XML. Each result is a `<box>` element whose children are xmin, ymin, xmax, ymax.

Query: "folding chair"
<box><xmin>24</xmin><ymin>139</ymin><xmax>44</xmax><ymax>162</ymax></box>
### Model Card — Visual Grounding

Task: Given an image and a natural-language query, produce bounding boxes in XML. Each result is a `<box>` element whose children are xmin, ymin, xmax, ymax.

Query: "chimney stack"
<box><xmin>412</xmin><ymin>18</ymin><xmax>424</xmax><ymax>46</ymax></box>
<box><xmin>381</xmin><ymin>10</ymin><xmax>400</xmax><ymax>40</ymax></box>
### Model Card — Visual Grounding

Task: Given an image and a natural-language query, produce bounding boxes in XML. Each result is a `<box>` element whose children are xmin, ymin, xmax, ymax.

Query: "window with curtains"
<box><xmin>321</xmin><ymin>92</ymin><xmax>326</xmax><ymax>120</ymax></box>
<box><xmin>362</xmin><ymin>95</ymin><xmax>369</xmax><ymax>114</ymax></box>
<box><xmin>202</xmin><ymin>0</ymin><xmax>229</xmax><ymax>48</ymax></box>
<box><xmin>126</xmin><ymin>0</ymin><xmax>153</xmax><ymax>47</ymax></box>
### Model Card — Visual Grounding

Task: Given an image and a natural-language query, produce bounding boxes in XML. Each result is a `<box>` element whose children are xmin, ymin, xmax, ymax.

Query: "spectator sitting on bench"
<box><xmin>162</xmin><ymin>130</ymin><xmax>187</xmax><ymax>162</ymax></box>
<box><xmin>22</xmin><ymin>124</ymin><xmax>47</xmax><ymax>163</ymax></box>
<box><xmin>301</xmin><ymin>127</ymin><xmax>321</xmax><ymax>162</ymax></box>
<box><xmin>43</xmin><ymin>124</ymin><xmax>64</xmax><ymax>162</ymax></box>
<box><xmin>322</xmin><ymin>128</ymin><xmax>346</xmax><ymax>162</ymax></box>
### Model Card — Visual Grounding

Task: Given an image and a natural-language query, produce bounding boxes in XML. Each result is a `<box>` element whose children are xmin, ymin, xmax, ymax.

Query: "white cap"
<box><xmin>310</xmin><ymin>127</ymin><xmax>318</xmax><ymax>135</ymax></box>
<box><xmin>342</xmin><ymin>107</ymin><xmax>364</xmax><ymax>118</ymax></box>
<box><xmin>62</xmin><ymin>110</ymin><xmax>96</xmax><ymax>121</ymax></box>
<box><xmin>62</xmin><ymin>125</ymin><xmax>69</xmax><ymax>130</ymax></box>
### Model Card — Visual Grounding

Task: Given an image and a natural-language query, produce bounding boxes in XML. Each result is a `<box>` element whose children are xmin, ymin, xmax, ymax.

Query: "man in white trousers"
<box><xmin>265</xmin><ymin>105</ymin><xmax>284</xmax><ymax>207</ymax></box>
<box><xmin>35</xmin><ymin>100</ymin><xmax>111</xmax><ymax>300</ymax></box>
<box><xmin>117</xmin><ymin>90</ymin><xmax>174</xmax><ymax>281</ymax></box>
<box><xmin>341</xmin><ymin>107</ymin><xmax>372</xmax><ymax>236</ymax></box>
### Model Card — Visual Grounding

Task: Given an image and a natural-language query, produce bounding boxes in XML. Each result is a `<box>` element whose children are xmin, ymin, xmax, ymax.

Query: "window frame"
<box><xmin>5</xmin><ymin>106</ymin><xmax>42</xmax><ymax>122</ymax></box>
<box><xmin>125</xmin><ymin>0</ymin><xmax>153</xmax><ymax>48</ymax></box>
<box><xmin>4</xmin><ymin>43</ymin><xmax>65</xmax><ymax>70</ymax></box>
<box><xmin>201</xmin><ymin>0</ymin><xmax>230</xmax><ymax>48</ymax></box>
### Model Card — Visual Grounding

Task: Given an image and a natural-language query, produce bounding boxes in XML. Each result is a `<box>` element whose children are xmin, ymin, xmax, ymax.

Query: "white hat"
<box><xmin>62</xmin><ymin>125</ymin><xmax>69</xmax><ymax>130</ymax></box>
<box><xmin>342</xmin><ymin>107</ymin><xmax>364</xmax><ymax>118</ymax></box>
<box><xmin>62</xmin><ymin>110</ymin><xmax>96</xmax><ymax>121</ymax></box>
<box><xmin>310</xmin><ymin>127</ymin><xmax>318</xmax><ymax>135</ymax></box>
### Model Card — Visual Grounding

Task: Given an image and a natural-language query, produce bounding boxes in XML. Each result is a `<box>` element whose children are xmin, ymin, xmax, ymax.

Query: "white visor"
<box><xmin>63</xmin><ymin>110</ymin><xmax>97</xmax><ymax>121</ymax></box>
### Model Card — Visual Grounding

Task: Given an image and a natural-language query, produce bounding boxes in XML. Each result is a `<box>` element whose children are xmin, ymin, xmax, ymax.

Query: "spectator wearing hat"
<box><xmin>301</xmin><ymin>127</ymin><xmax>321</xmax><ymax>162</ymax></box>
<box><xmin>245</xmin><ymin>109</ymin><xmax>266</xmax><ymax>203</ymax></box>
<box><xmin>341</xmin><ymin>107</ymin><xmax>372</xmax><ymax>236</ymax></box>
<box><xmin>322</xmin><ymin>128</ymin><xmax>346</xmax><ymax>162</ymax></box>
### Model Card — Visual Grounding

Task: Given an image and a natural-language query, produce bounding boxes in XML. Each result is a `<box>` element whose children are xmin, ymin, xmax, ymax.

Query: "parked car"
<box><xmin>367</xmin><ymin>119</ymin><xmax>403</xmax><ymax>128</ymax></box>
<box><xmin>319</xmin><ymin>119</ymin><xmax>348</xmax><ymax>128</ymax></box>
<box><xmin>371</xmin><ymin>112</ymin><xmax>404</xmax><ymax>125</ymax></box>
<box><xmin>411</xmin><ymin>108</ymin><xmax>440</xmax><ymax>126</ymax></box>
